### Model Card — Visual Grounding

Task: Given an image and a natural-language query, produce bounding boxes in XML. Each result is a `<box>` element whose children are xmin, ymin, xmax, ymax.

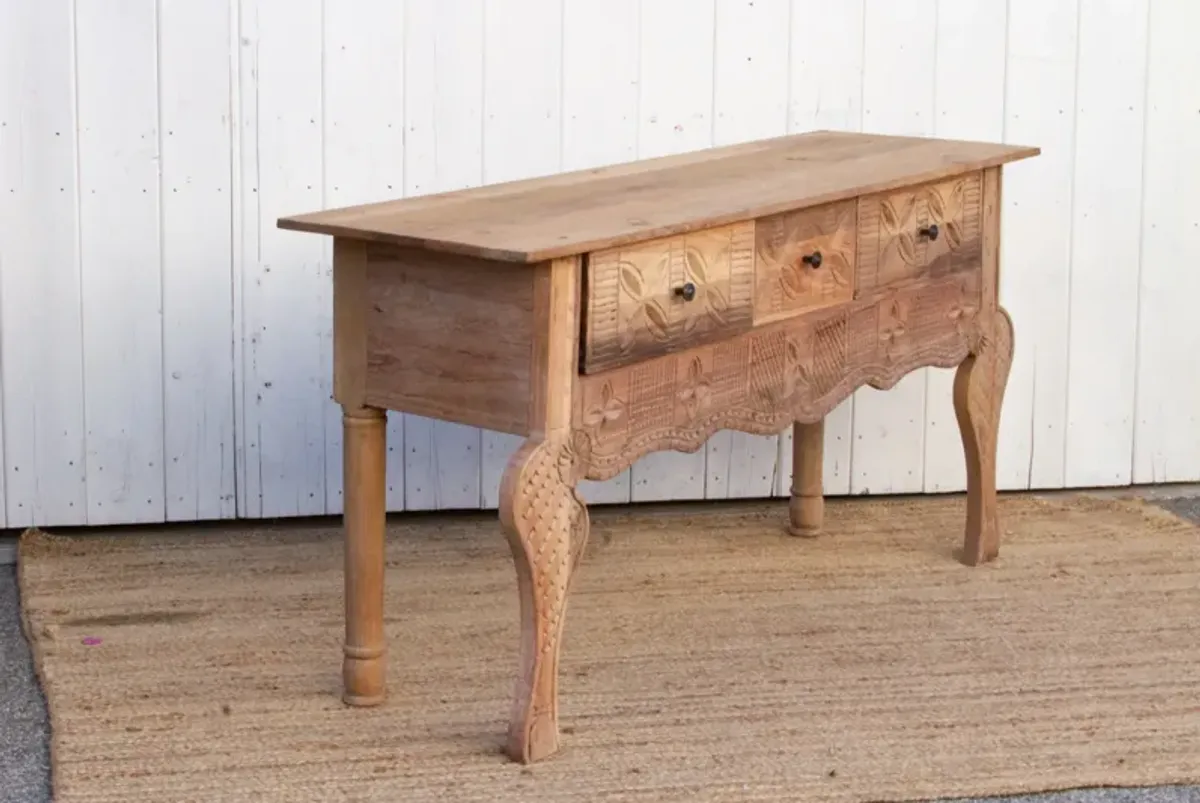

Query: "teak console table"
<box><xmin>278</xmin><ymin>130</ymin><xmax>1039</xmax><ymax>764</ymax></box>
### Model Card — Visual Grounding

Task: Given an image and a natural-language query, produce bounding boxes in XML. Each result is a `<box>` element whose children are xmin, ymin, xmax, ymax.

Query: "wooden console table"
<box><xmin>278</xmin><ymin>130</ymin><xmax>1039</xmax><ymax>763</ymax></box>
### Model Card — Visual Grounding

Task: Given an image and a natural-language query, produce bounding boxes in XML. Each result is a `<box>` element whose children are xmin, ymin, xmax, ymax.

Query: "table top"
<box><xmin>277</xmin><ymin>131</ymin><xmax>1038</xmax><ymax>264</ymax></box>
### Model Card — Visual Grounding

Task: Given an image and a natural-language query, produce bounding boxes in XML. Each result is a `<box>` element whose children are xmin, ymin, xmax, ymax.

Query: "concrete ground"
<box><xmin>1</xmin><ymin>492</ymin><xmax>1198</xmax><ymax>803</ymax></box>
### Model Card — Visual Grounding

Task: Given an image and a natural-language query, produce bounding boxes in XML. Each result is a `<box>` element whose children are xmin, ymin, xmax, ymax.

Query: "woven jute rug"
<box><xmin>17</xmin><ymin>494</ymin><xmax>1200</xmax><ymax>802</ymax></box>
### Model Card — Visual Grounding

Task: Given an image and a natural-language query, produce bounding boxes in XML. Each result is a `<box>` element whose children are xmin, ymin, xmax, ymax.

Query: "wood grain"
<box><xmin>278</xmin><ymin>131</ymin><xmax>1038</xmax><ymax>262</ymax></box>
<box><xmin>530</xmin><ymin>257</ymin><xmax>583</xmax><ymax>434</ymax></box>
<box><xmin>332</xmin><ymin>237</ymin><xmax>369</xmax><ymax>408</ymax></box>
<box><xmin>981</xmin><ymin>166</ymin><xmax>1001</xmax><ymax>311</ymax></box>
<box><xmin>362</xmin><ymin>242</ymin><xmax>535</xmax><ymax>436</ymax></box>
<box><xmin>754</xmin><ymin>199</ymin><xmax>857</xmax><ymax>325</ymax></box>
<box><xmin>583</xmin><ymin>221</ymin><xmax>754</xmax><ymax>373</ymax></box>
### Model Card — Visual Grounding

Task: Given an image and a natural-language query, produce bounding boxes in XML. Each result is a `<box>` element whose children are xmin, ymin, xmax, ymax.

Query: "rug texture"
<box><xmin>17</xmin><ymin>494</ymin><xmax>1200</xmax><ymax>802</ymax></box>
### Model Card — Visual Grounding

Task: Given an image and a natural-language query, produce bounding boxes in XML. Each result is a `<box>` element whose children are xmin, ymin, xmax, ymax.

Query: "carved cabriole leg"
<box><xmin>788</xmin><ymin>419</ymin><xmax>824</xmax><ymax>536</ymax></box>
<box><xmin>498</xmin><ymin>434</ymin><xmax>588</xmax><ymax>763</ymax></box>
<box><xmin>341</xmin><ymin>405</ymin><xmax>387</xmax><ymax>705</ymax></box>
<box><xmin>500</xmin><ymin>255</ymin><xmax>585</xmax><ymax>763</ymax></box>
<box><xmin>954</xmin><ymin>307</ymin><xmax>1014</xmax><ymax>566</ymax></box>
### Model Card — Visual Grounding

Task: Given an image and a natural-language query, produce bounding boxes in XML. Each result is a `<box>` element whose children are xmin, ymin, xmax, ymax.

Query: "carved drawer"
<box><xmin>581</xmin><ymin>221</ymin><xmax>755</xmax><ymax>374</ymax></box>
<box><xmin>753</xmin><ymin>199</ymin><xmax>857</xmax><ymax>325</ymax></box>
<box><xmin>855</xmin><ymin>171</ymin><xmax>984</xmax><ymax>297</ymax></box>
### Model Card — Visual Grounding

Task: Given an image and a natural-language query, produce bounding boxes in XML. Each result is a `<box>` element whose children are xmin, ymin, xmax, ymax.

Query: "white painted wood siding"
<box><xmin>2</xmin><ymin>0</ymin><xmax>1197</xmax><ymax>529</ymax></box>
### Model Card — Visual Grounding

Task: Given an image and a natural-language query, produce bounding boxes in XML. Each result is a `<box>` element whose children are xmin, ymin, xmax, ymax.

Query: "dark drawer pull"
<box><xmin>919</xmin><ymin>223</ymin><xmax>940</xmax><ymax>241</ymax></box>
<box><xmin>801</xmin><ymin>251</ymin><xmax>823</xmax><ymax>269</ymax></box>
<box><xmin>674</xmin><ymin>282</ymin><xmax>697</xmax><ymax>302</ymax></box>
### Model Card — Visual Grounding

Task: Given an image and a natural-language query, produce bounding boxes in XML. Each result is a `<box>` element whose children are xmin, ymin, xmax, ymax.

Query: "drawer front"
<box><xmin>753</xmin><ymin>199</ymin><xmax>857</xmax><ymax>325</ymax></box>
<box><xmin>582</xmin><ymin>221</ymin><xmax>754</xmax><ymax>374</ymax></box>
<box><xmin>855</xmin><ymin>171</ymin><xmax>984</xmax><ymax>297</ymax></box>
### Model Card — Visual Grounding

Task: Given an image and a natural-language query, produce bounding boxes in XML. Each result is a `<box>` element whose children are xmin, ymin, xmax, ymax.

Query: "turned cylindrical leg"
<box><xmin>342</xmin><ymin>405</ymin><xmax>387</xmax><ymax>706</ymax></box>
<box><xmin>954</xmin><ymin>308</ymin><xmax>1014</xmax><ymax>566</ymax></box>
<box><xmin>788</xmin><ymin>420</ymin><xmax>824</xmax><ymax>537</ymax></box>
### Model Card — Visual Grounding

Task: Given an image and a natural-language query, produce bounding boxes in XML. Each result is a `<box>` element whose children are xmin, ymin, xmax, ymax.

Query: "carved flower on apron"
<box><xmin>582</xmin><ymin>381</ymin><xmax>625</xmax><ymax>434</ymax></box>
<box><xmin>945</xmin><ymin>278</ymin><xmax>976</xmax><ymax>337</ymax></box>
<box><xmin>879</xmin><ymin>296</ymin><xmax>911</xmax><ymax>362</ymax></box>
<box><xmin>676</xmin><ymin>355</ymin><xmax>712</xmax><ymax>422</ymax></box>
<box><xmin>783</xmin><ymin>334</ymin><xmax>810</xmax><ymax>399</ymax></box>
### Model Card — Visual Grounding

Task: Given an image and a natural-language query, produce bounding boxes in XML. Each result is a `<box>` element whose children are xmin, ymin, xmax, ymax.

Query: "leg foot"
<box><xmin>954</xmin><ymin>308</ymin><xmax>1014</xmax><ymax>566</ymax></box>
<box><xmin>342</xmin><ymin>406</ymin><xmax>387</xmax><ymax>706</ymax></box>
<box><xmin>498</xmin><ymin>434</ymin><xmax>589</xmax><ymax>763</ymax></box>
<box><xmin>788</xmin><ymin>420</ymin><xmax>824</xmax><ymax>537</ymax></box>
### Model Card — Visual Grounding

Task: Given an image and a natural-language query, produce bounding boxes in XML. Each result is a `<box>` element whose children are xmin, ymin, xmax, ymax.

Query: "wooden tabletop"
<box><xmin>277</xmin><ymin>131</ymin><xmax>1038</xmax><ymax>264</ymax></box>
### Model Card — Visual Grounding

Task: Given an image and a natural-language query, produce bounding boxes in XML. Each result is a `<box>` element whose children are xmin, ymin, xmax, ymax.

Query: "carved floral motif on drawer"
<box><xmin>753</xmin><ymin>199</ymin><xmax>857</xmax><ymax>324</ymax></box>
<box><xmin>582</xmin><ymin>221</ymin><xmax>755</xmax><ymax>373</ymax></box>
<box><xmin>856</xmin><ymin>171</ymin><xmax>984</xmax><ymax>296</ymax></box>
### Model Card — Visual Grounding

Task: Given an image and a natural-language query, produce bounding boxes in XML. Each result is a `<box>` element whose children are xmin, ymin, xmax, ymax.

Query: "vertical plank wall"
<box><xmin>1</xmin><ymin>0</ymin><xmax>1197</xmax><ymax>529</ymax></box>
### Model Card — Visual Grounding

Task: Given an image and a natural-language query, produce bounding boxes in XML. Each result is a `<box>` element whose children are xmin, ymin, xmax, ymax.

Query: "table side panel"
<box><xmin>362</xmin><ymin>243</ymin><xmax>535</xmax><ymax>436</ymax></box>
<box><xmin>573</xmin><ymin>272</ymin><xmax>983</xmax><ymax>481</ymax></box>
<box><xmin>333</xmin><ymin>237</ymin><xmax>370</xmax><ymax>409</ymax></box>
